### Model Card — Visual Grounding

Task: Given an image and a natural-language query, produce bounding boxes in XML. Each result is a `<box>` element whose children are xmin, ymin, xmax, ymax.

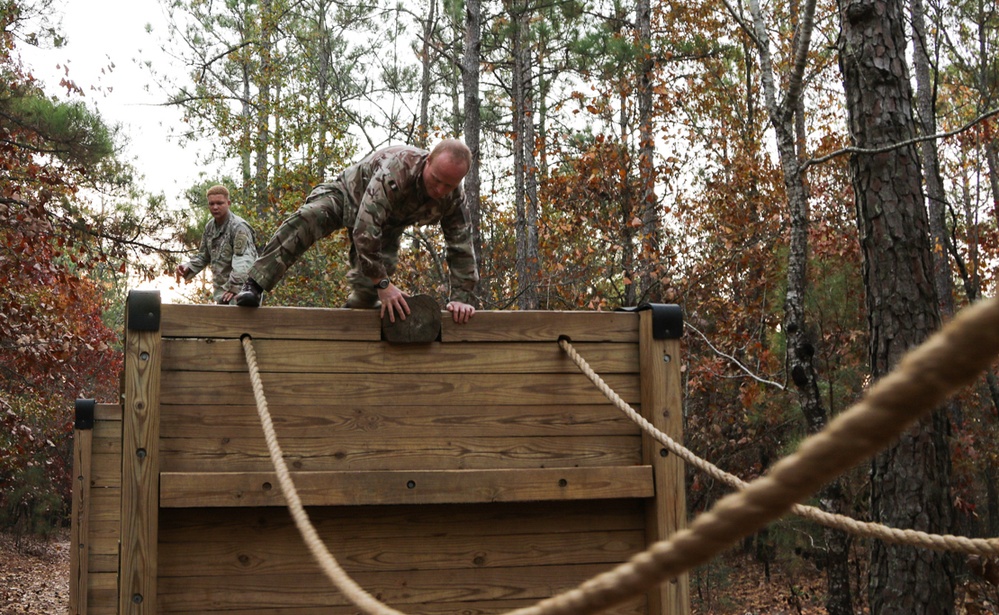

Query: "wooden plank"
<box><xmin>146</xmin><ymin>600</ymin><xmax>646</xmax><ymax>615</ymax></box>
<box><xmin>69</xmin><ymin>425</ymin><xmax>92</xmax><ymax>615</ymax></box>
<box><xmin>87</xmin><ymin>573</ymin><xmax>118</xmax><ymax>615</ymax></box>
<box><xmin>161</xmin><ymin>303</ymin><xmax>381</xmax><ymax>340</ymax></box>
<box><xmin>95</xmin><ymin>403</ymin><xmax>123</xmax><ymax>421</ymax></box>
<box><xmin>158</xmin><ymin>434</ymin><xmax>642</xmax><ymax>472</ymax></box>
<box><xmin>155</xmin><ymin>563</ymin><xmax>639</xmax><ymax>612</ymax></box>
<box><xmin>638</xmin><ymin>311</ymin><xmax>689</xmax><ymax>615</ymax></box>
<box><xmin>161</xmin><ymin>338</ymin><xmax>640</xmax><ymax>375</ymax></box>
<box><xmin>159</xmin><ymin>403</ymin><xmax>636</xmax><ymax>439</ymax></box>
<box><xmin>159</xmin><ymin>371</ymin><xmax>641</xmax><ymax>406</ymax></box>
<box><xmin>88</xmin><ymin>486</ymin><xmax>120</xmax><ymax>519</ymax></box>
<box><xmin>442</xmin><ymin>310</ymin><xmax>640</xmax><ymax>343</ymax></box>
<box><xmin>159</xmin><ymin>466</ymin><xmax>655</xmax><ymax>507</ymax></box>
<box><xmin>146</xmin><ymin>599</ymin><xmax>646</xmax><ymax>615</ymax></box>
<box><xmin>163</xmin><ymin>305</ymin><xmax>640</xmax><ymax>343</ymax></box>
<box><xmin>159</xmin><ymin>528</ymin><xmax>647</xmax><ymax>574</ymax></box>
<box><xmin>91</xmin><ymin>454</ymin><xmax>122</xmax><ymax>488</ymax></box>
<box><xmin>158</xmin><ymin>500</ymin><xmax>646</xmax><ymax>542</ymax></box>
<box><xmin>120</xmin><ymin>323</ymin><xmax>162</xmax><ymax>614</ymax></box>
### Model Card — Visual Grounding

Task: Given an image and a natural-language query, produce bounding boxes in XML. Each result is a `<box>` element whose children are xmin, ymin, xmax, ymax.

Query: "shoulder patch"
<box><xmin>234</xmin><ymin>232</ymin><xmax>249</xmax><ymax>255</ymax></box>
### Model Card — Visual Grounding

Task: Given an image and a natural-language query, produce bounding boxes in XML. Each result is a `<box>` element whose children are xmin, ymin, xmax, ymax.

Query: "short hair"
<box><xmin>206</xmin><ymin>185</ymin><xmax>230</xmax><ymax>200</ymax></box>
<box><xmin>429</xmin><ymin>139</ymin><xmax>472</xmax><ymax>170</ymax></box>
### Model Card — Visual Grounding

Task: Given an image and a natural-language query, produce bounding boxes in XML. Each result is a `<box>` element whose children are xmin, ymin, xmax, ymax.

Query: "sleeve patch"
<box><xmin>234</xmin><ymin>232</ymin><xmax>249</xmax><ymax>255</ymax></box>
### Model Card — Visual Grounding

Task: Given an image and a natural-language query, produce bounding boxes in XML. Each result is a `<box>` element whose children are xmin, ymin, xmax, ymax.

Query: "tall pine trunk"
<box><xmin>636</xmin><ymin>0</ymin><xmax>659</xmax><ymax>304</ymax></box>
<box><xmin>462</xmin><ymin>0</ymin><xmax>483</xmax><ymax>296</ymax></box>
<box><xmin>836</xmin><ymin>0</ymin><xmax>954</xmax><ymax>611</ymax></box>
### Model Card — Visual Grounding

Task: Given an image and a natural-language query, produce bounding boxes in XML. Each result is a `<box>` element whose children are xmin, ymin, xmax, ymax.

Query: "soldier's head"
<box><xmin>206</xmin><ymin>185</ymin><xmax>232</xmax><ymax>223</ymax></box>
<box><xmin>424</xmin><ymin>139</ymin><xmax>471</xmax><ymax>200</ymax></box>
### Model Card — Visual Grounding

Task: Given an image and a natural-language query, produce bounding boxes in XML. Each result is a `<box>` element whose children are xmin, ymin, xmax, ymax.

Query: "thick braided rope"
<box><xmin>558</xmin><ymin>336</ymin><xmax>999</xmax><ymax>556</ymax></box>
<box><xmin>499</xmin><ymin>297</ymin><xmax>999</xmax><ymax>615</ymax></box>
<box><xmin>241</xmin><ymin>335</ymin><xmax>406</xmax><ymax>615</ymax></box>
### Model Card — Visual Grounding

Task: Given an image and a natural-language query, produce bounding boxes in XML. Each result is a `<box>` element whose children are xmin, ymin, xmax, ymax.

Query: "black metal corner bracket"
<box><xmin>616</xmin><ymin>303</ymin><xmax>684</xmax><ymax>340</ymax></box>
<box><xmin>75</xmin><ymin>398</ymin><xmax>96</xmax><ymax>430</ymax></box>
<box><xmin>127</xmin><ymin>289</ymin><xmax>161</xmax><ymax>332</ymax></box>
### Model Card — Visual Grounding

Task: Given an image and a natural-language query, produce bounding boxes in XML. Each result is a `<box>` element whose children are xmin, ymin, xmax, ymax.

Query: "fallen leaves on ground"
<box><xmin>0</xmin><ymin>530</ymin><xmax>69</xmax><ymax>615</ymax></box>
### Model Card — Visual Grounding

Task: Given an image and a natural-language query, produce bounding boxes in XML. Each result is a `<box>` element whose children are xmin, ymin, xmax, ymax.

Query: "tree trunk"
<box><xmin>836</xmin><ymin>0</ymin><xmax>954</xmax><ymax>612</ymax></box>
<box><xmin>910</xmin><ymin>0</ymin><xmax>956</xmax><ymax>323</ymax></box>
<box><xmin>512</xmin><ymin>3</ymin><xmax>538</xmax><ymax>310</ymax></box>
<box><xmin>417</xmin><ymin>0</ymin><xmax>436</xmax><ymax>149</ymax></box>
<box><xmin>462</xmin><ymin>0</ymin><xmax>483</xmax><ymax>293</ymax></box>
<box><xmin>986</xmin><ymin>141</ymin><xmax>999</xmax><ymax>230</ymax></box>
<box><xmin>254</xmin><ymin>0</ymin><xmax>273</xmax><ymax>211</ymax></box>
<box><xmin>636</xmin><ymin>0</ymin><xmax>659</xmax><ymax>304</ymax></box>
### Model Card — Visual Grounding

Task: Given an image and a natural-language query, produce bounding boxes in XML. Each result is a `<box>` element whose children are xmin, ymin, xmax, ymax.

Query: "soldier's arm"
<box><xmin>182</xmin><ymin>228</ymin><xmax>212</xmax><ymax>280</ymax></box>
<box><xmin>440</xmin><ymin>198</ymin><xmax>478</xmax><ymax>305</ymax></box>
<box><xmin>226</xmin><ymin>225</ymin><xmax>257</xmax><ymax>293</ymax></box>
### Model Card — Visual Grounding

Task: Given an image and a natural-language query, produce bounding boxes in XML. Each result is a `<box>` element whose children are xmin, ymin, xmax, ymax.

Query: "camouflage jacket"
<box><xmin>182</xmin><ymin>212</ymin><xmax>257</xmax><ymax>303</ymax></box>
<box><xmin>323</xmin><ymin>145</ymin><xmax>479</xmax><ymax>304</ymax></box>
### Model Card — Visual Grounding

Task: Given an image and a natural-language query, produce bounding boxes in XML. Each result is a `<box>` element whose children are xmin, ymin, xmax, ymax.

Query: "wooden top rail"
<box><xmin>160</xmin><ymin>466</ymin><xmax>655</xmax><ymax>507</ymax></box>
<box><xmin>159</xmin><ymin>303</ymin><xmax>641</xmax><ymax>343</ymax></box>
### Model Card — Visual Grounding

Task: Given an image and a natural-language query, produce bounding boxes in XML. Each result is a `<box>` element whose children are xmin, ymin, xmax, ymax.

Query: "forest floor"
<box><xmin>0</xmin><ymin>528</ymin><xmax>835</xmax><ymax>615</ymax></box>
<box><xmin>1</xmin><ymin>530</ymin><xmax>70</xmax><ymax>615</ymax></box>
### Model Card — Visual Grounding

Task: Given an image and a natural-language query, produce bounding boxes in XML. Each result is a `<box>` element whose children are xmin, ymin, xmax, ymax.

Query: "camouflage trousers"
<box><xmin>247</xmin><ymin>185</ymin><xmax>400</xmax><ymax>308</ymax></box>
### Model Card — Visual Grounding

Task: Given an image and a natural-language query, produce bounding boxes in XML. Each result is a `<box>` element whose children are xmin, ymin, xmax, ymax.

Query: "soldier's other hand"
<box><xmin>446</xmin><ymin>301</ymin><xmax>475</xmax><ymax>324</ymax></box>
<box><xmin>379</xmin><ymin>285</ymin><xmax>411</xmax><ymax>323</ymax></box>
<box><xmin>175</xmin><ymin>264</ymin><xmax>189</xmax><ymax>281</ymax></box>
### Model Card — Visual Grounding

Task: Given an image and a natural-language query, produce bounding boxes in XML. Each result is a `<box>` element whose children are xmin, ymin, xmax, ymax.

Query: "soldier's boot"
<box><xmin>342</xmin><ymin>291</ymin><xmax>381</xmax><ymax>309</ymax></box>
<box><xmin>235</xmin><ymin>278</ymin><xmax>264</xmax><ymax>308</ymax></box>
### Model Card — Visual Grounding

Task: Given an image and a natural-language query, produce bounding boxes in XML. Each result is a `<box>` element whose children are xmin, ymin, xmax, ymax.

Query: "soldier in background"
<box><xmin>235</xmin><ymin>139</ymin><xmax>478</xmax><ymax>324</ymax></box>
<box><xmin>176</xmin><ymin>185</ymin><xmax>258</xmax><ymax>305</ymax></box>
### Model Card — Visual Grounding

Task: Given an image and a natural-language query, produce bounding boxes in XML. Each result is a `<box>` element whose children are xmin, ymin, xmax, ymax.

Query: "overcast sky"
<box><xmin>19</xmin><ymin>0</ymin><xmax>210</xmax><ymax>204</ymax></box>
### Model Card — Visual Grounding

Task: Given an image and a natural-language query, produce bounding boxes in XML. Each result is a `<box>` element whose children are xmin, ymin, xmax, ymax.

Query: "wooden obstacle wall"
<box><xmin>70</xmin><ymin>290</ymin><xmax>689</xmax><ymax>615</ymax></box>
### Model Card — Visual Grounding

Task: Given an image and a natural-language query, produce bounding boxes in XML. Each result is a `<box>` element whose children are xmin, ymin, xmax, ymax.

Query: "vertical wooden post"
<box><xmin>70</xmin><ymin>399</ymin><xmax>95</xmax><ymax>615</ymax></box>
<box><xmin>638</xmin><ymin>306</ymin><xmax>689</xmax><ymax>615</ymax></box>
<box><xmin>120</xmin><ymin>290</ymin><xmax>163</xmax><ymax>614</ymax></box>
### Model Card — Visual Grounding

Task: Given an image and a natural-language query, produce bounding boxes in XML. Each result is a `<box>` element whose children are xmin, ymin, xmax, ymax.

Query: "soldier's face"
<box><xmin>423</xmin><ymin>154</ymin><xmax>468</xmax><ymax>200</ymax></box>
<box><xmin>208</xmin><ymin>193</ymin><xmax>231</xmax><ymax>223</ymax></box>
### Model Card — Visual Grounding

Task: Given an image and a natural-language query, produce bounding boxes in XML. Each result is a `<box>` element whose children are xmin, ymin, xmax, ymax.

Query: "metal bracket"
<box><xmin>127</xmin><ymin>290</ymin><xmax>161</xmax><ymax>332</ymax></box>
<box><xmin>616</xmin><ymin>303</ymin><xmax>684</xmax><ymax>339</ymax></box>
<box><xmin>75</xmin><ymin>398</ymin><xmax>96</xmax><ymax>430</ymax></box>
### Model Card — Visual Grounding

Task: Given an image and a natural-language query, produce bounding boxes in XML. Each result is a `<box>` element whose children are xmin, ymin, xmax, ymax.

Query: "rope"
<box><xmin>241</xmin><ymin>335</ymin><xmax>406</xmax><ymax>615</ymax></box>
<box><xmin>558</xmin><ymin>335</ymin><xmax>999</xmax><ymax>556</ymax></box>
<box><xmin>241</xmin><ymin>295</ymin><xmax>999</xmax><ymax>615</ymax></box>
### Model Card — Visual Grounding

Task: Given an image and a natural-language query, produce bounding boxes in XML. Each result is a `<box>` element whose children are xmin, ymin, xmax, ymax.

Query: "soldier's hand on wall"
<box><xmin>378</xmin><ymin>284</ymin><xmax>410</xmax><ymax>323</ymax></box>
<box><xmin>446</xmin><ymin>301</ymin><xmax>475</xmax><ymax>324</ymax></box>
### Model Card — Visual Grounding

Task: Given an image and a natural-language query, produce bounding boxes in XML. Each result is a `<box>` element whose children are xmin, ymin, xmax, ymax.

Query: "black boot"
<box><xmin>235</xmin><ymin>278</ymin><xmax>264</xmax><ymax>307</ymax></box>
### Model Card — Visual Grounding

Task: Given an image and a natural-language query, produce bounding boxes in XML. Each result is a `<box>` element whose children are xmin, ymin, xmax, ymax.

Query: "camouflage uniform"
<box><xmin>248</xmin><ymin>145</ymin><xmax>479</xmax><ymax>307</ymax></box>
<box><xmin>182</xmin><ymin>212</ymin><xmax>258</xmax><ymax>304</ymax></box>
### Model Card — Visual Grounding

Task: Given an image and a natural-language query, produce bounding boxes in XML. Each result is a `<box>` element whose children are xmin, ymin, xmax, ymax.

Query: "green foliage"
<box><xmin>2</xmin><ymin>90</ymin><xmax>115</xmax><ymax>163</ymax></box>
<box><xmin>0</xmin><ymin>396</ymin><xmax>73</xmax><ymax>540</ymax></box>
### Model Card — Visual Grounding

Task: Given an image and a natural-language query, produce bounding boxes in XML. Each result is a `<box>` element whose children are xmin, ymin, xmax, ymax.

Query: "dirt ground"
<box><xmin>1</xmin><ymin>530</ymin><xmax>70</xmax><ymax>615</ymax></box>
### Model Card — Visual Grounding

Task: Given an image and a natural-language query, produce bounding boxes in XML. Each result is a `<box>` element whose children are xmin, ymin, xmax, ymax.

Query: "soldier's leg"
<box><xmin>248</xmin><ymin>189</ymin><xmax>344</xmax><ymax>291</ymax></box>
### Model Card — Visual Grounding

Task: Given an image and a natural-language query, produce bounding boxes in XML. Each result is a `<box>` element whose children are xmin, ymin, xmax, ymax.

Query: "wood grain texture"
<box><xmin>159</xmin><ymin>466</ymin><xmax>654</xmax><ymax>507</ymax></box>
